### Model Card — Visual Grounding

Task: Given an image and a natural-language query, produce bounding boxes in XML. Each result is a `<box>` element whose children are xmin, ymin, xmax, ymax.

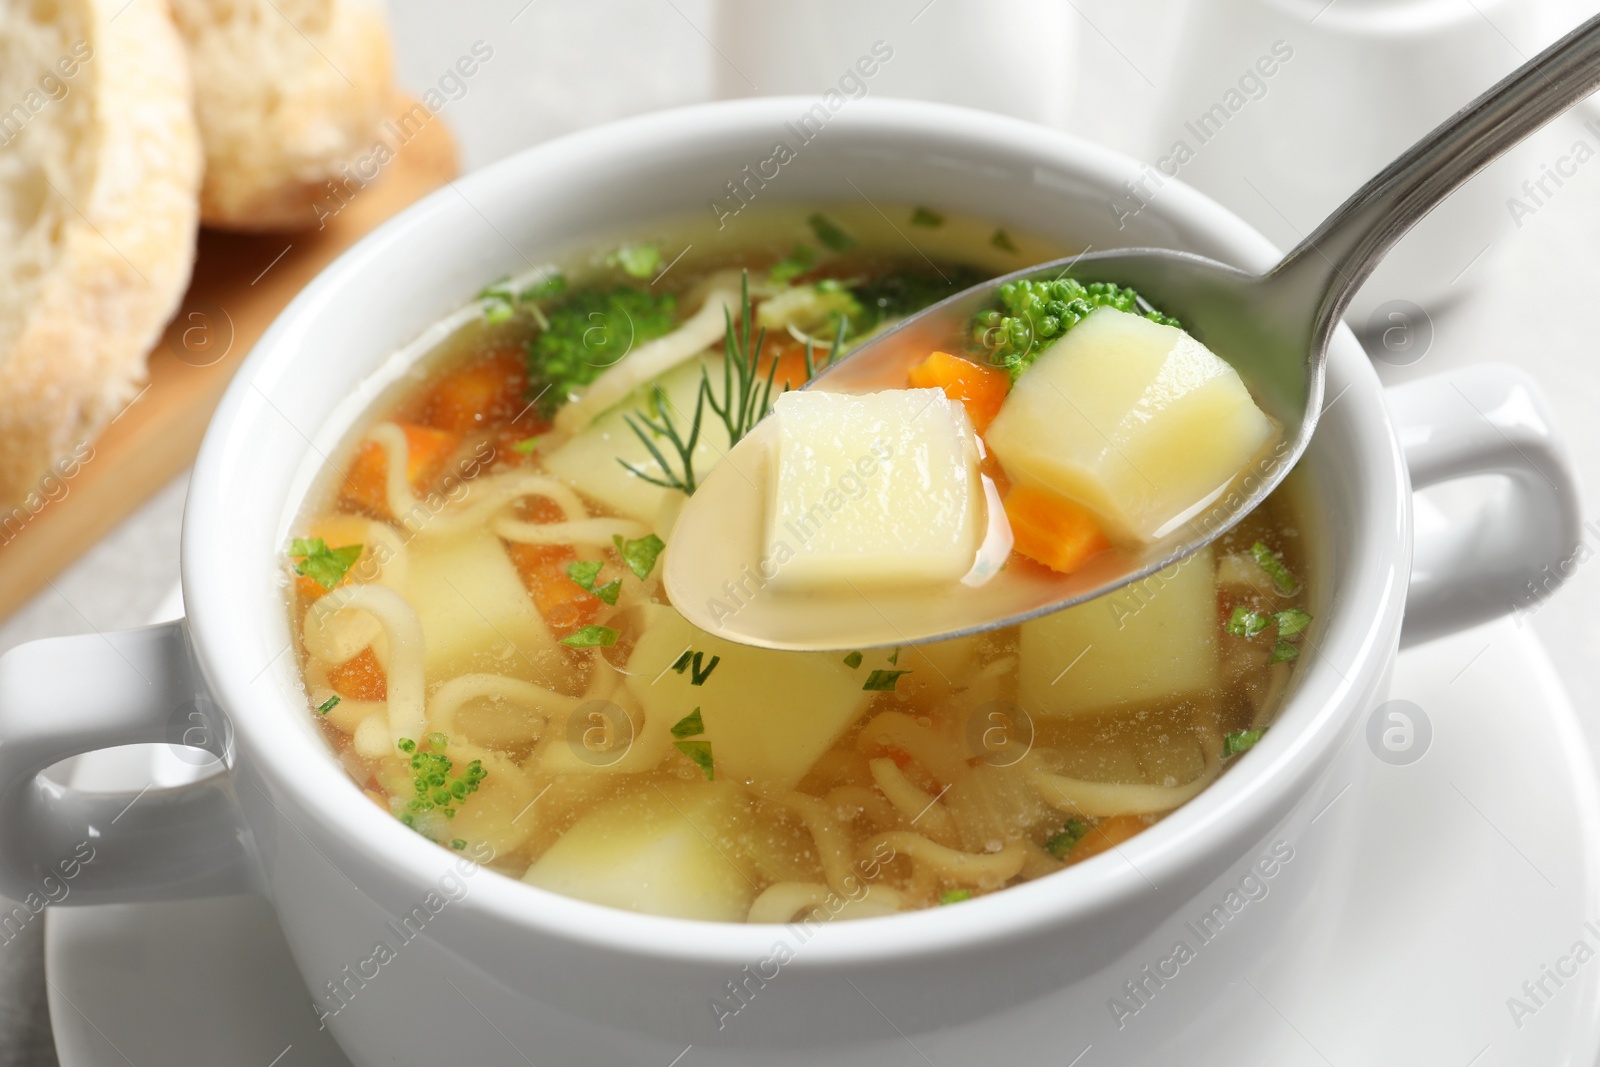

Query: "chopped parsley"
<box><xmin>560</xmin><ymin>625</ymin><xmax>618</xmax><ymax>649</ymax></box>
<box><xmin>991</xmin><ymin>228</ymin><xmax>1018</xmax><ymax>253</ymax></box>
<box><xmin>862</xmin><ymin>669</ymin><xmax>912</xmax><ymax>692</ymax></box>
<box><xmin>888</xmin><ymin>647</ymin><xmax>901</xmax><ymax>666</ymax></box>
<box><xmin>289</xmin><ymin>537</ymin><xmax>363</xmax><ymax>590</ymax></box>
<box><xmin>1225</xmin><ymin>606</ymin><xmax>1271</xmax><ymax>639</ymax></box>
<box><xmin>674</xmin><ymin>739</ymin><xmax>715</xmax><ymax>780</ymax></box>
<box><xmin>1045</xmin><ymin>817</ymin><xmax>1090</xmax><ymax>859</ymax></box>
<box><xmin>1273</xmin><ymin>608</ymin><xmax>1312</xmax><ymax>637</ymax></box>
<box><xmin>1269</xmin><ymin>640</ymin><xmax>1300</xmax><ymax>664</ymax></box>
<box><xmin>769</xmin><ymin>243</ymin><xmax>817</xmax><ymax>284</ymax></box>
<box><xmin>613</xmin><ymin>533</ymin><xmax>666</xmax><ymax>580</ymax></box>
<box><xmin>670</xmin><ymin>650</ymin><xmax>720</xmax><ymax>686</ymax></box>
<box><xmin>478</xmin><ymin>281</ymin><xmax>517</xmax><ymax>324</ymax></box>
<box><xmin>939</xmin><ymin>889</ymin><xmax>972</xmax><ymax>905</ymax></box>
<box><xmin>1223</xmin><ymin>729</ymin><xmax>1265</xmax><ymax>758</ymax></box>
<box><xmin>511</xmin><ymin>436</ymin><xmax>540</xmax><ymax>455</ymax></box>
<box><xmin>1225</xmin><ymin>604</ymin><xmax>1312</xmax><ymax>664</ymax></box>
<box><xmin>670</xmin><ymin>708</ymin><xmax>705</xmax><ymax>739</ymax></box>
<box><xmin>316</xmin><ymin>694</ymin><xmax>341</xmax><ymax>715</ymax></box>
<box><xmin>1250</xmin><ymin>542</ymin><xmax>1298</xmax><ymax>595</ymax></box>
<box><xmin>690</xmin><ymin>653</ymin><xmax>719</xmax><ymax>686</ymax></box>
<box><xmin>394</xmin><ymin>735</ymin><xmax>486</xmax><ymax>827</ymax></box>
<box><xmin>842</xmin><ymin>651</ymin><xmax>863</xmax><ymax>669</ymax></box>
<box><xmin>612</xmin><ymin>244</ymin><xmax>662</xmax><ymax>280</ymax></box>
<box><xmin>450</xmin><ymin>838</ymin><xmax>467</xmax><ymax>851</ymax></box>
<box><xmin>910</xmin><ymin>206</ymin><xmax>945</xmax><ymax>228</ymax></box>
<box><xmin>566</xmin><ymin>560</ymin><xmax>621</xmax><ymax>605</ymax></box>
<box><xmin>808</xmin><ymin>212</ymin><xmax>856</xmax><ymax>253</ymax></box>
<box><xmin>566</xmin><ymin>560</ymin><xmax>602</xmax><ymax>587</ymax></box>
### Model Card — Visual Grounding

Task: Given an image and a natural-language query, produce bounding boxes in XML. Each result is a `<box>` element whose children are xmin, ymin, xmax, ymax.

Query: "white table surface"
<box><xmin>7</xmin><ymin>0</ymin><xmax>1600</xmax><ymax>1062</ymax></box>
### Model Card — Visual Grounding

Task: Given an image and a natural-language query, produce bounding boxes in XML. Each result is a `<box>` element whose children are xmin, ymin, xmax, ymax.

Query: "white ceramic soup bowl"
<box><xmin>0</xmin><ymin>99</ymin><xmax>1582</xmax><ymax>1066</ymax></box>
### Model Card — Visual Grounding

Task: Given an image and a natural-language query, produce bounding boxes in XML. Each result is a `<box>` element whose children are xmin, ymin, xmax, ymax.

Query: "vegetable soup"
<box><xmin>286</xmin><ymin>206</ymin><xmax>1312</xmax><ymax>923</ymax></box>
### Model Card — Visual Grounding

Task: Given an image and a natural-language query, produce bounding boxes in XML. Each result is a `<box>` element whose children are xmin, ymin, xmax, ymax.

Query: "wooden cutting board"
<box><xmin>0</xmin><ymin>98</ymin><xmax>458</xmax><ymax>619</ymax></box>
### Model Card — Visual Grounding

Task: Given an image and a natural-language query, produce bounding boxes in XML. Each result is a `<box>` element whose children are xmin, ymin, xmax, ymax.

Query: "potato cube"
<box><xmin>985</xmin><ymin>308</ymin><xmax>1275</xmax><ymax>543</ymax></box>
<box><xmin>522</xmin><ymin>784</ymin><xmax>759</xmax><ymax>921</ymax></box>
<box><xmin>766</xmin><ymin>388</ymin><xmax>981</xmax><ymax>588</ymax></box>
<box><xmin>626</xmin><ymin>609</ymin><xmax>872</xmax><ymax>793</ymax></box>
<box><xmin>403</xmin><ymin>530</ymin><xmax>554</xmax><ymax>681</ymax></box>
<box><xmin>1018</xmin><ymin>545</ymin><xmax>1218</xmax><ymax>717</ymax></box>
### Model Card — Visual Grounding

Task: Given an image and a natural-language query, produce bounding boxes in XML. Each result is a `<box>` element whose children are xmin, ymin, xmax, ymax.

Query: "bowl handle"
<box><xmin>1385</xmin><ymin>363</ymin><xmax>1584</xmax><ymax>647</ymax></box>
<box><xmin>0</xmin><ymin>618</ymin><xmax>256</xmax><ymax>906</ymax></box>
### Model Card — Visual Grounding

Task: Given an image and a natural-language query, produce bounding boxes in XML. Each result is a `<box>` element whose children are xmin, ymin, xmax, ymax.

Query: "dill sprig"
<box><xmin>705</xmin><ymin>272</ymin><xmax>781</xmax><ymax>446</ymax></box>
<box><xmin>619</xmin><ymin>271</ymin><xmax>847</xmax><ymax>495</ymax></box>
<box><xmin>620</xmin><ymin>381</ymin><xmax>707</xmax><ymax>492</ymax></box>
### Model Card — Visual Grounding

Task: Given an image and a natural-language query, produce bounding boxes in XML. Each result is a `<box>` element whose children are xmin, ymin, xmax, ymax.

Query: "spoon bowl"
<box><xmin>666</xmin><ymin>13</ymin><xmax>1600</xmax><ymax>651</ymax></box>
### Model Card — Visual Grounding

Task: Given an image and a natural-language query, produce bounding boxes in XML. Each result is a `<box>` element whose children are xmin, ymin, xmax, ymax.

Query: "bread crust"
<box><xmin>171</xmin><ymin>0</ymin><xmax>393</xmax><ymax>231</ymax></box>
<box><xmin>0</xmin><ymin>0</ymin><xmax>201</xmax><ymax>510</ymax></box>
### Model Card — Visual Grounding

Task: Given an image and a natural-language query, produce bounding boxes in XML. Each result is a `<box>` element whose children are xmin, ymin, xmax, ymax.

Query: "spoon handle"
<box><xmin>1269</xmin><ymin>13</ymin><xmax>1600</xmax><ymax>343</ymax></box>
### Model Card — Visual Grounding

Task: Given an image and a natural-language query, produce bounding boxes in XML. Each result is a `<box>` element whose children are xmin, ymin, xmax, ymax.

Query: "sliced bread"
<box><xmin>0</xmin><ymin>0</ymin><xmax>201</xmax><ymax>509</ymax></box>
<box><xmin>169</xmin><ymin>0</ymin><xmax>393</xmax><ymax>230</ymax></box>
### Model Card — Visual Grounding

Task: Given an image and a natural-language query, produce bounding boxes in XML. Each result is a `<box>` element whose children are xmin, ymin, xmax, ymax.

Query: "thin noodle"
<box><xmin>302</xmin><ymin>594</ymin><xmax>383</xmax><ymax>667</ymax></box>
<box><xmin>367</xmin><ymin>423</ymin><xmax>421</xmax><ymax>528</ymax></box>
<box><xmin>746</xmin><ymin>881</ymin><xmax>908</xmax><ymax>924</ymax></box>
<box><xmin>491</xmin><ymin>515</ymin><xmax>648</xmax><ymax>548</ymax></box>
<box><xmin>747</xmin><ymin>882</ymin><xmax>832</xmax><ymax>925</ymax></box>
<box><xmin>857</xmin><ymin>712</ymin><xmax>969</xmax><ymax>785</ymax></box>
<box><xmin>825</xmin><ymin>785</ymin><xmax>900</xmax><ymax>828</ymax></box>
<box><xmin>307</xmin><ymin>585</ymin><xmax>426</xmax><ymax>747</ymax></box>
<box><xmin>862</xmin><ymin>832</ymin><xmax>1027</xmax><ymax>889</ymax></box>
<box><xmin>781</xmin><ymin>793</ymin><xmax>859</xmax><ymax>896</ymax></box>
<box><xmin>868</xmin><ymin>758</ymin><xmax>958</xmax><ymax>847</ymax></box>
<box><xmin>427</xmin><ymin>673</ymin><xmax>583</xmax><ymax>744</ymax></box>
<box><xmin>1032</xmin><ymin>750</ymin><xmax>1221</xmax><ymax>818</ymax></box>
<box><xmin>535</xmin><ymin>683</ymin><xmax>670</xmax><ymax>776</ymax></box>
<box><xmin>417</xmin><ymin>472</ymin><xmax>591</xmax><ymax>539</ymax></box>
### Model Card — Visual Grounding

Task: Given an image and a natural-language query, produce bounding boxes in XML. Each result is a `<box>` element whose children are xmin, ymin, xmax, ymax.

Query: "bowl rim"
<box><xmin>184</xmin><ymin>95</ymin><xmax>1409</xmax><ymax>967</ymax></box>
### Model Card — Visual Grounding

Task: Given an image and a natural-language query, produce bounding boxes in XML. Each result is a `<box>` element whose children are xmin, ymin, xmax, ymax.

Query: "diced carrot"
<box><xmin>1069</xmin><ymin>815</ymin><xmax>1147</xmax><ymax>863</ymax></box>
<box><xmin>907</xmin><ymin>351</ymin><xmax>1010</xmax><ymax>433</ymax></box>
<box><xmin>328</xmin><ymin>648</ymin><xmax>387</xmax><ymax>702</ymax></box>
<box><xmin>1004</xmin><ymin>484</ymin><xmax>1111</xmax><ymax>575</ymax></box>
<box><xmin>506</xmin><ymin>542</ymin><xmax>601</xmax><ymax>635</ymax></box>
<box><xmin>420</xmin><ymin>353</ymin><xmax>531</xmax><ymax>435</ymax></box>
<box><xmin>340</xmin><ymin>423</ymin><xmax>461</xmax><ymax>518</ymax></box>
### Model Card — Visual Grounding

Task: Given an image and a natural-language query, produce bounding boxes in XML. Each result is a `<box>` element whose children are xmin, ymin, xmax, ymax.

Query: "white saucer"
<box><xmin>45</xmin><ymin>606</ymin><xmax>1600</xmax><ymax>1066</ymax></box>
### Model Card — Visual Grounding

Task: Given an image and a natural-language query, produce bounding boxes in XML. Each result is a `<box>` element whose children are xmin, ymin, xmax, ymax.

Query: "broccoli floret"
<box><xmin>526</xmin><ymin>286</ymin><xmax>678</xmax><ymax>413</ymax></box>
<box><xmin>973</xmin><ymin>278</ymin><xmax>1180</xmax><ymax>380</ymax></box>
<box><xmin>848</xmin><ymin>265</ymin><xmax>990</xmax><ymax>334</ymax></box>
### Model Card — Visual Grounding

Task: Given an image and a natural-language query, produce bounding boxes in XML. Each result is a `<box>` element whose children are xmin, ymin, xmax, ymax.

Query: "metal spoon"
<box><xmin>665</xmin><ymin>13</ymin><xmax>1600</xmax><ymax>652</ymax></box>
